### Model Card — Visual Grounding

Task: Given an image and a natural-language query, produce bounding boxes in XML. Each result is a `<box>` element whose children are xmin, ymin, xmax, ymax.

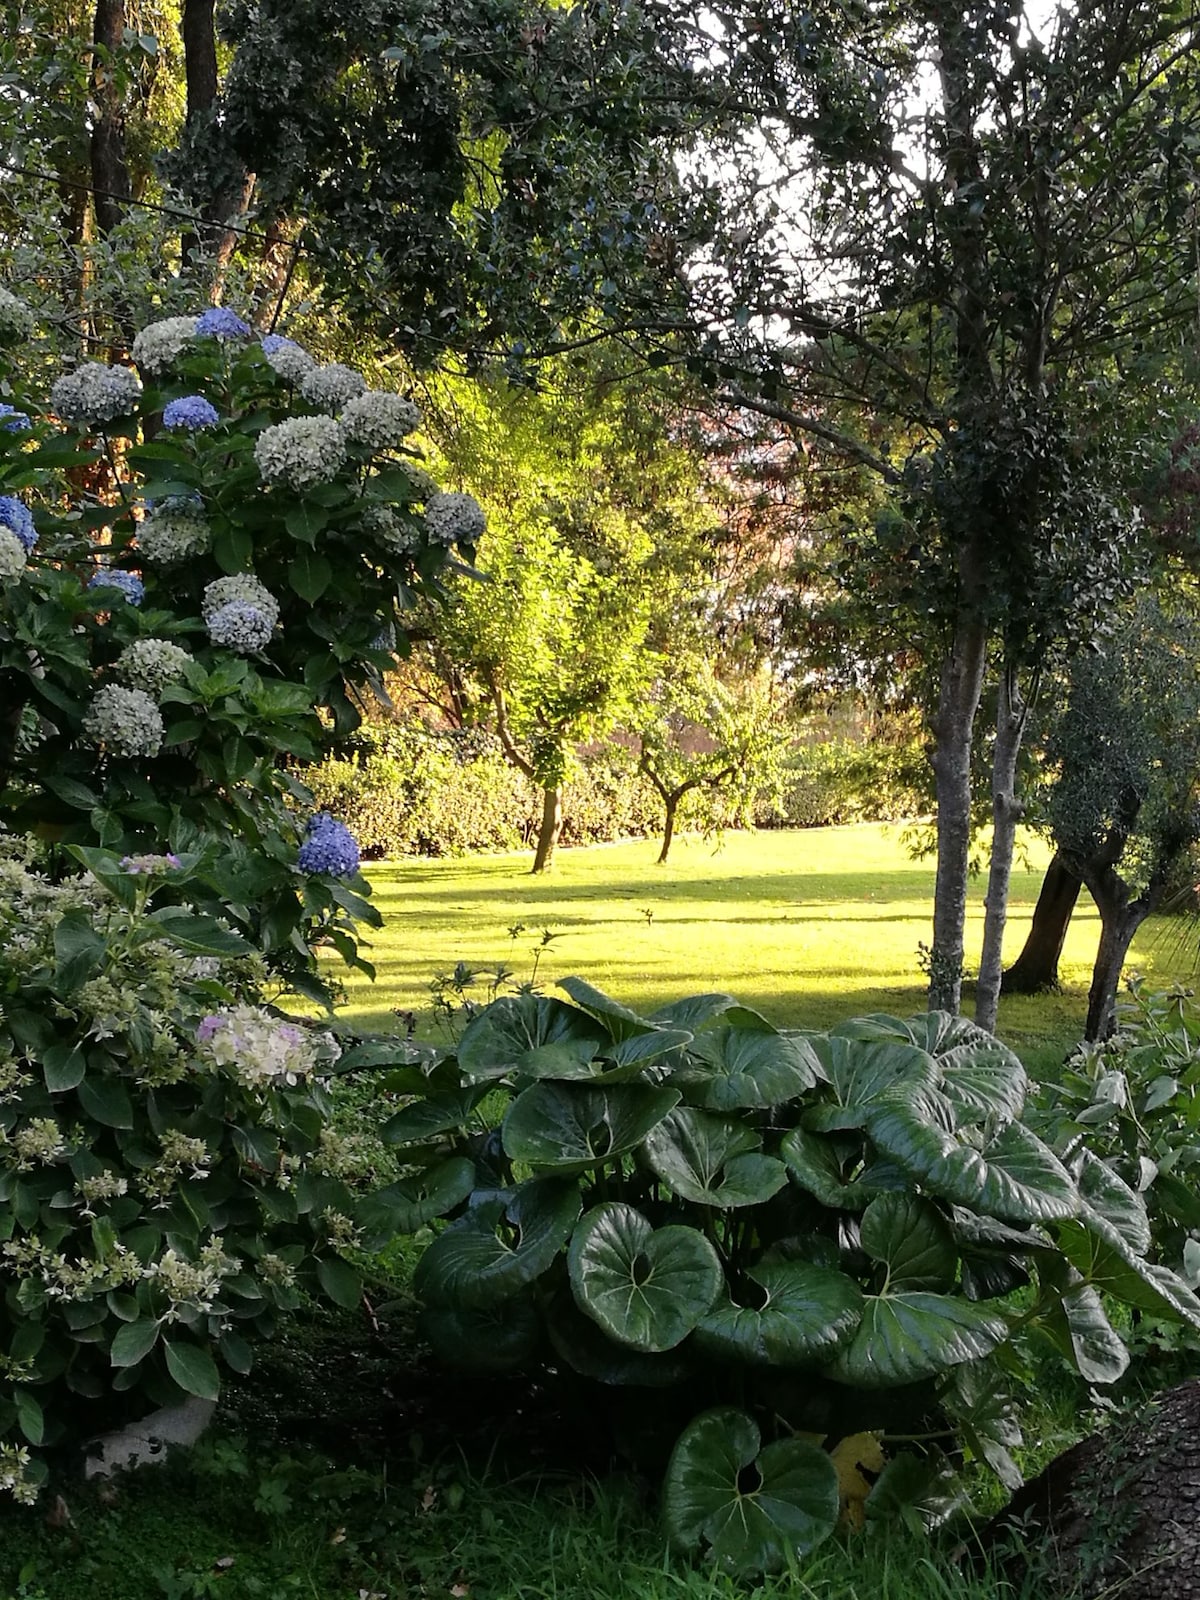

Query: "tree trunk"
<box><xmin>975</xmin><ymin>666</ymin><xmax>1028</xmax><ymax>1033</ymax></box>
<box><xmin>1085</xmin><ymin>897</ymin><xmax>1145</xmax><ymax>1042</ymax></box>
<box><xmin>657</xmin><ymin>794</ymin><xmax>679</xmax><ymax>864</ymax></box>
<box><xmin>1002</xmin><ymin>851</ymin><xmax>1082</xmax><ymax>994</ymax></box>
<box><xmin>531</xmin><ymin>785</ymin><xmax>562</xmax><ymax>874</ymax></box>
<box><xmin>179</xmin><ymin>0</ymin><xmax>253</xmax><ymax>276</ymax></box>
<box><xmin>90</xmin><ymin>0</ymin><xmax>132</xmax><ymax>238</ymax></box>
<box><xmin>928</xmin><ymin>602</ymin><xmax>989</xmax><ymax>1012</ymax></box>
<box><xmin>978</xmin><ymin>1379</ymin><xmax>1200</xmax><ymax>1600</ymax></box>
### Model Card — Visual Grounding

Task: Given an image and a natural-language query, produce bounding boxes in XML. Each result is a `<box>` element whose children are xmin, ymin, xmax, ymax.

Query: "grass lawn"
<box><xmin>337</xmin><ymin>823</ymin><xmax>1193</xmax><ymax>1074</ymax></box>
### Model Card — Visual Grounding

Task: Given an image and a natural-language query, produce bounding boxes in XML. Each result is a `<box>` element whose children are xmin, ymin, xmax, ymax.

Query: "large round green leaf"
<box><xmin>780</xmin><ymin>1126</ymin><xmax>884</xmax><ymax>1211</ymax></box>
<box><xmin>862</xmin><ymin>1085</ymin><xmax>988</xmax><ymax>1206</ymax></box>
<box><xmin>859</xmin><ymin>1194</ymin><xmax>957</xmax><ymax>1292</ymax></box>
<box><xmin>835</xmin><ymin>1013</ymin><xmax>1027</xmax><ymax>1125</ymax></box>
<box><xmin>414</xmin><ymin>1178</ymin><xmax>580</xmax><ymax>1308</ymax></box>
<box><xmin>355</xmin><ymin>1157</ymin><xmax>475</xmax><ymax>1246</ymax></box>
<box><xmin>803</xmin><ymin>1039</ymin><xmax>937</xmax><ymax>1132</ymax></box>
<box><xmin>1056</xmin><ymin>1205</ymin><xmax>1200</xmax><ymax>1329</ymax></box>
<box><xmin>382</xmin><ymin>1086</ymin><xmax>491</xmax><ymax>1147</ymax></box>
<box><xmin>502</xmin><ymin>1081</ymin><xmax>680</xmax><ymax>1173</ymax></box>
<box><xmin>973</xmin><ymin>1122</ymin><xmax>1079</xmax><ymax>1223</ymax></box>
<box><xmin>648</xmin><ymin>993</ymin><xmax>740</xmax><ymax>1032</ymax></box>
<box><xmin>594</xmin><ymin>1027</ymin><xmax>694</xmax><ymax>1079</ymax></box>
<box><xmin>828</xmin><ymin>1292</ymin><xmax>1008</xmax><ymax>1388</ymax></box>
<box><xmin>568</xmin><ymin>1202</ymin><xmax>723</xmax><ymax>1351</ymax></box>
<box><xmin>544</xmin><ymin>1289</ymin><xmax>693</xmax><ymax>1386</ymax></box>
<box><xmin>673</xmin><ymin>1027</ymin><xmax>822</xmax><ymax>1110</ymax></box>
<box><xmin>1042</xmin><ymin>1280</ymin><xmax>1129</xmax><ymax>1385</ymax></box>
<box><xmin>643</xmin><ymin>1107</ymin><xmax>788</xmax><ymax>1207</ymax></box>
<box><xmin>421</xmin><ymin>1296</ymin><xmax>541</xmax><ymax>1370</ymax></box>
<box><xmin>556</xmin><ymin>977</ymin><xmax>650</xmax><ymax>1041</ymax></box>
<box><xmin>663</xmin><ymin>1408</ymin><xmax>839</xmax><ymax>1572</ymax></box>
<box><xmin>1075</xmin><ymin>1149</ymin><xmax>1151</xmax><ymax>1253</ymax></box>
<box><xmin>694</xmin><ymin>1261</ymin><xmax>863</xmax><ymax>1365</ymax></box>
<box><xmin>457</xmin><ymin>994</ymin><xmax>602</xmax><ymax>1082</ymax></box>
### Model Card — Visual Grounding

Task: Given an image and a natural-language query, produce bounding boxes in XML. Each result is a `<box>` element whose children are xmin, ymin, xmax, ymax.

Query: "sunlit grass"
<box><xmin>336</xmin><ymin>823</ymin><xmax>1192</xmax><ymax>1072</ymax></box>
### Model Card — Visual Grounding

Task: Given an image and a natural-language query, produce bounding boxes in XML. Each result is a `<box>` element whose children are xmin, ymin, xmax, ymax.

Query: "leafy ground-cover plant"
<box><xmin>366</xmin><ymin>981</ymin><xmax>1200</xmax><ymax>1572</ymax></box>
<box><xmin>0</xmin><ymin>294</ymin><xmax>478</xmax><ymax>1000</ymax></box>
<box><xmin>0</xmin><ymin>840</ymin><xmax>417</xmax><ymax>1505</ymax></box>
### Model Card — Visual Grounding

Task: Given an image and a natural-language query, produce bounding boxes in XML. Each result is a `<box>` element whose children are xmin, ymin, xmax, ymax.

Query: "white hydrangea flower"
<box><xmin>196</xmin><ymin>1004</ymin><xmax>318</xmax><ymax>1087</ymax></box>
<box><xmin>0</xmin><ymin>286</ymin><xmax>35</xmax><ymax>346</ymax></box>
<box><xmin>82</xmin><ymin>684</ymin><xmax>164</xmax><ymax>758</ymax></box>
<box><xmin>202</xmin><ymin>573</ymin><xmax>280</xmax><ymax>630</ymax></box>
<box><xmin>0</xmin><ymin>526</ymin><xmax>26</xmax><ymax>581</ymax></box>
<box><xmin>300</xmin><ymin>362</ymin><xmax>366</xmax><ymax>413</ymax></box>
<box><xmin>362</xmin><ymin>504</ymin><xmax>422</xmax><ymax>556</ymax></box>
<box><xmin>340</xmin><ymin>389</ymin><xmax>421</xmax><ymax>450</ymax></box>
<box><xmin>208</xmin><ymin>600</ymin><xmax>273</xmax><ymax>653</ymax></box>
<box><xmin>114</xmin><ymin>638</ymin><xmax>194</xmax><ymax>698</ymax></box>
<box><xmin>130</xmin><ymin>316</ymin><xmax>198</xmax><ymax>374</ymax></box>
<box><xmin>137</xmin><ymin>504</ymin><xmax>210</xmax><ymax>564</ymax></box>
<box><xmin>50</xmin><ymin>362</ymin><xmax>142</xmax><ymax>426</ymax></box>
<box><xmin>397</xmin><ymin>458</ymin><xmax>437</xmax><ymax>500</ymax></box>
<box><xmin>424</xmin><ymin>490</ymin><xmax>486</xmax><ymax>547</ymax></box>
<box><xmin>254</xmin><ymin>415</ymin><xmax>347</xmax><ymax>489</ymax></box>
<box><xmin>261</xmin><ymin>336</ymin><xmax>316</xmax><ymax>385</ymax></box>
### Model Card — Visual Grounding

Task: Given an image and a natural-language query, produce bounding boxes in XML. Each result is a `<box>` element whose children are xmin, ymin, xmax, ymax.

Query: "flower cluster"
<box><xmin>0</xmin><ymin>497</ymin><xmax>36</xmax><ymax>554</ymax></box>
<box><xmin>114</xmin><ymin>638</ymin><xmax>194</xmax><ymax>697</ymax></box>
<box><xmin>151</xmin><ymin>1239</ymin><xmax>238</xmax><ymax>1317</ymax></box>
<box><xmin>0</xmin><ymin>403</ymin><xmax>30</xmax><ymax>432</ymax></box>
<box><xmin>137</xmin><ymin>499</ymin><xmax>209</xmax><ymax>564</ymax></box>
<box><xmin>195</xmin><ymin>307</ymin><xmax>251</xmax><ymax>339</ymax></box>
<box><xmin>50</xmin><ymin>362</ymin><xmax>142</xmax><ymax>426</ymax></box>
<box><xmin>130</xmin><ymin>315</ymin><xmax>197</xmax><ymax>373</ymax></box>
<box><xmin>88</xmin><ymin>569</ymin><xmax>145</xmax><ymax>606</ymax></box>
<box><xmin>254</xmin><ymin>414</ymin><xmax>347</xmax><ymax>489</ymax></box>
<box><xmin>75</xmin><ymin>1171</ymin><xmax>128</xmax><ymax>1209</ymax></box>
<box><xmin>301</xmin><ymin>362</ymin><xmax>366</xmax><ymax>413</ymax></box>
<box><xmin>8</xmin><ymin>1118</ymin><xmax>67</xmax><ymax>1169</ymax></box>
<box><xmin>341</xmin><ymin>389</ymin><xmax>421</xmax><ymax>451</ymax></box>
<box><xmin>0</xmin><ymin>528</ymin><xmax>25</xmax><ymax>582</ymax></box>
<box><xmin>0</xmin><ymin>287</ymin><xmax>34</xmax><ymax>346</ymax></box>
<box><xmin>196</xmin><ymin>1004</ymin><xmax>319</xmax><ymax>1087</ymax></box>
<box><xmin>424</xmin><ymin>490</ymin><xmax>486</xmax><ymax>548</ymax></box>
<box><xmin>362</xmin><ymin>504</ymin><xmax>421</xmax><ymax>556</ymax></box>
<box><xmin>260</xmin><ymin>334</ymin><xmax>315</xmax><ymax>385</ymax></box>
<box><xmin>82</xmin><ymin>684</ymin><xmax>164</xmax><ymax>758</ymax></box>
<box><xmin>297</xmin><ymin>813</ymin><xmax>360</xmax><ymax>878</ymax></box>
<box><xmin>163</xmin><ymin>394</ymin><xmax>219</xmax><ymax>431</ymax></box>
<box><xmin>140</xmin><ymin>1128</ymin><xmax>212</xmax><ymax>1201</ymax></box>
<box><xmin>208</xmin><ymin>598</ymin><xmax>273</xmax><ymax>653</ymax></box>
<box><xmin>118</xmin><ymin>852</ymin><xmax>182</xmax><ymax>875</ymax></box>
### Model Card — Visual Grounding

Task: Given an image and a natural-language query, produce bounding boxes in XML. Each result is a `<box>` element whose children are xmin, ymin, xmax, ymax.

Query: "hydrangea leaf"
<box><xmin>694</xmin><ymin>1261</ymin><xmax>863</xmax><ymax>1365</ymax></box>
<box><xmin>502</xmin><ymin>1081</ymin><xmax>679</xmax><ymax>1173</ymax></box>
<box><xmin>568</xmin><ymin>1202</ymin><xmax>723</xmax><ymax>1351</ymax></box>
<box><xmin>643</xmin><ymin>1106</ymin><xmax>788</xmax><ymax>1207</ymax></box>
<box><xmin>829</xmin><ymin>1293</ymin><xmax>1008</xmax><ymax>1387</ymax></box>
<box><xmin>859</xmin><ymin>1194</ymin><xmax>957</xmax><ymax>1292</ymax></box>
<box><xmin>414</xmin><ymin>1178</ymin><xmax>580</xmax><ymax>1308</ymax></box>
<box><xmin>673</xmin><ymin>1026</ymin><xmax>823</xmax><ymax>1111</ymax></box>
<box><xmin>663</xmin><ymin>1408</ymin><xmax>839</xmax><ymax>1572</ymax></box>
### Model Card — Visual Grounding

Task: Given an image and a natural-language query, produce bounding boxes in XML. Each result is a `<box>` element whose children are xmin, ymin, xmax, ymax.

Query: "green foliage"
<box><xmin>768</xmin><ymin>735</ymin><xmax>928</xmax><ymax>830</ymax></box>
<box><xmin>0</xmin><ymin>845</ymin><xmax>384</xmax><ymax>1504</ymax></box>
<box><xmin>369</xmin><ymin>982</ymin><xmax>1200</xmax><ymax>1570</ymax></box>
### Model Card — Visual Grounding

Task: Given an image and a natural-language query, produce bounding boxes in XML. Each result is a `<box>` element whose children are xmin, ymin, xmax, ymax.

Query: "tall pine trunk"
<box><xmin>531</xmin><ymin>785</ymin><xmax>562</xmax><ymax>874</ymax></box>
<box><xmin>1002</xmin><ymin>851</ymin><xmax>1081</xmax><ymax>994</ymax></box>
<box><xmin>976</xmin><ymin>667</ymin><xmax>1028</xmax><ymax>1032</ymax></box>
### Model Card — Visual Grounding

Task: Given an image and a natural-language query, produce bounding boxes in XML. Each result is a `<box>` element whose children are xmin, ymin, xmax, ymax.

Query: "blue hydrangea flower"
<box><xmin>0</xmin><ymin>403</ymin><xmax>30</xmax><ymax>432</ymax></box>
<box><xmin>162</xmin><ymin>394</ymin><xmax>219</xmax><ymax>431</ymax></box>
<box><xmin>0</xmin><ymin>495</ymin><xmax>36</xmax><ymax>553</ymax></box>
<box><xmin>88</xmin><ymin>569</ymin><xmax>145</xmax><ymax>606</ymax></box>
<box><xmin>195</xmin><ymin>307</ymin><xmax>252</xmax><ymax>339</ymax></box>
<box><xmin>297</xmin><ymin>813</ymin><xmax>360</xmax><ymax>878</ymax></box>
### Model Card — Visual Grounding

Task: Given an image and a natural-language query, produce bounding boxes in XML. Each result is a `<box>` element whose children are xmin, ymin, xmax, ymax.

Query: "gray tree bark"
<box><xmin>976</xmin><ymin>667</ymin><xmax>1029</xmax><ymax>1032</ymax></box>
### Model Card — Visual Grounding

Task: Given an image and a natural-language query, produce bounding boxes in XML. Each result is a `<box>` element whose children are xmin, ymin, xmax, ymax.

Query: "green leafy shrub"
<box><xmin>366</xmin><ymin>983</ymin><xmax>1200</xmax><ymax>1572</ymax></box>
<box><xmin>765</xmin><ymin>737</ymin><xmax>928</xmax><ymax>829</ymax></box>
<box><xmin>306</xmin><ymin>724</ymin><xmax>662</xmax><ymax>858</ymax></box>
<box><xmin>0</xmin><ymin>843</ymin><xmax>404</xmax><ymax>1503</ymax></box>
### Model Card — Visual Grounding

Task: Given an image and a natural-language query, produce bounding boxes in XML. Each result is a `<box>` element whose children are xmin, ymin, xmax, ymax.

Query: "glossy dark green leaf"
<box><xmin>545</xmin><ymin>1289</ymin><xmax>692</xmax><ymax>1385</ymax></box>
<box><xmin>43</xmin><ymin>1042</ymin><xmax>86</xmax><ymax>1093</ymax></box>
<box><xmin>674</xmin><ymin>1026</ymin><xmax>822</xmax><ymax>1110</ymax></box>
<box><xmin>163</xmin><ymin>1339</ymin><xmax>220</xmax><ymax>1401</ymax></box>
<box><xmin>974</xmin><ymin>1122</ymin><xmax>1079</xmax><ymax>1224</ymax></box>
<box><xmin>1075</xmin><ymin>1150</ymin><xmax>1151</xmax><ymax>1254</ymax></box>
<box><xmin>663</xmin><ymin>1408</ymin><xmax>839</xmax><ymax>1572</ymax></box>
<box><xmin>647</xmin><ymin>993</ymin><xmax>740</xmax><ymax>1031</ymax></box>
<box><xmin>779</xmin><ymin>1126</ymin><xmax>881</xmax><ymax>1210</ymax></box>
<box><xmin>556</xmin><ymin>977</ymin><xmax>650</xmax><ymax>1040</ymax></box>
<box><xmin>52</xmin><ymin>910</ymin><xmax>106</xmax><ymax>993</ymax></box>
<box><xmin>110</xmin><ymin>1317</ymin><xmax>161</xmax><ymax>1368</ymax></box>
<box><xmin>859</xmin><ymin>1194</ymin><xmax>957</xmax><ymax>1292</ymax></box>
<box><xmin>695</xmin><ymin>1261</ymin><xmax>862</xmax><ymax>1365</ymax></box>
<box><xmin>502</xmin><ymin>1081</ymin><xmax>679</xmax><ymax>1172</ymax></box>
<box><xmin>316</xmin><ymin>1256</ymin><xmax>362</xmax><ymax>1310</ymax></box>
<box><xmin>643</xmin><ymin>1106</ymin><xmax>787</xmax><ymax>1207</ymax></box>
<box><xmin>1056</xmin><ymin>1205</ymin><xmax>1200</xmax><ymax>1328</ymax></box>
<box><xmin>355</xmin><ymin>1157</ymin><xmax>475</xmax><ymax>1245</ymax></box>
<box><xmin>829</xmin><ymin>1292</ymin><xmax>1007</xmax><ymax>1387</ymax></box>
<box><xmin>457</xmin><ymin>994</ymin><xmax>602</xmax><ymax>1082</ymax></box>
<box><xmin>415</xmin><ymin>1179</ymin><xmax>580</xmax><ymax>1308</ymax></box>
<box><xmin>803</xmin><ymin>1039</ymin><xmax>937</xmax><ymax>1132</ymax></box>
<box><xmin>421</xmin><ymin>1296</ymin><xmax>541</xmax><ymax>1370</ymax></box>
<box><xmin>1044</xmin><ymin>1280</ymin><xmax>1129</xmax><ymax>1384</ymax></box>
<box><xmin>862</xmin><ymin>1085</ymin><xmax>986</xmax><ymax>1205</ymax></box>
<box><xmin>381</xmin><ymin>1085</ymin><xmax>491</xmax><ymax>1146</ymax></box>
<box><xmin>77</xmin><ymin>1075</ymin><xmax>134</xmax><ymax>1130</ymax></box>
<box><xmin>568</xmin><ymin>1202</ymin><xmax>722</xmax><ymax>1350</ymax></box>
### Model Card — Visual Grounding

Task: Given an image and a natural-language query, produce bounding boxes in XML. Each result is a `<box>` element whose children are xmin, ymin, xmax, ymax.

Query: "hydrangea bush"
<box><xmin>0</xmin><ymin>293</ymin><xmax>485</xmax><ymax>1002</ymax></box>
<box><xmin>0</xmin><ymin>843</ymin><xmax>404</xmax><ymax>1504</ymax></box>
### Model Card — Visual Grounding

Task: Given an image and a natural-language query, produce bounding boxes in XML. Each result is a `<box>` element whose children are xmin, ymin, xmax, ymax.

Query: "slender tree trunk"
<box><xmin>90</xmin><ymin>0</ymin><xmax>132</xmax><ymax>239</ymax></box>
<box><xmin>1085</xmin><ymin>900</ymin><xmax>1145</xmax><ymax>1041</ymax></box>
<box><xmin>180</xmin><ymin>0</ymin><xmax>253</xmax><ymax>278</ymax></box>
<box><xmin>976</xmin><ymin>666</ymin><xmax>1029</xmax><ymax>1033</ymax></box>
<box><xmin>1002</xmin><ymin>851</ymin><xmax>1082</xmax><ymax>994</ymax></box>
<box><xmin>658</xmin><ymin>794</ymin><xmax>680</xmax><ymax>864</ymax></box>
<box><xmin>531</xmin><ymin>785</ymin><xmax>562</xmax><ymax>874</ymax></box>
<box><xmin>929</xmin><ymin>602</ymin><xmax>989</xmax><ymax>1012</ymax></box>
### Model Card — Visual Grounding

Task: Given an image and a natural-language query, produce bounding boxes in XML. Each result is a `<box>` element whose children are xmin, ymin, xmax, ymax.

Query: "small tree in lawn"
<box><xmin>1045</xmin><ymin>596</ymin><xmax>1200</xmax><ymax>1041</ymax></box>
<box><xmin>636</xmin><ymin>662</ymin><xmax>788</xmax><ymax>864</ymax></box>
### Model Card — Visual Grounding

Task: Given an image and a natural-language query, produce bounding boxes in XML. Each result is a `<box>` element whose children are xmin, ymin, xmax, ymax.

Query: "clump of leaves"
<box><xmin>360</xmin><ymin>981</ymin><xmax>1200</xmax><ymax>1573</ymax></box>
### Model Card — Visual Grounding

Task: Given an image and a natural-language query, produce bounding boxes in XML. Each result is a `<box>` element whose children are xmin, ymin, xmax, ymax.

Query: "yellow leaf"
<box><xmin>831</xmin><ymin>1431</ymin><xmax>886</xmax><ymax>1530</ymax></box>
